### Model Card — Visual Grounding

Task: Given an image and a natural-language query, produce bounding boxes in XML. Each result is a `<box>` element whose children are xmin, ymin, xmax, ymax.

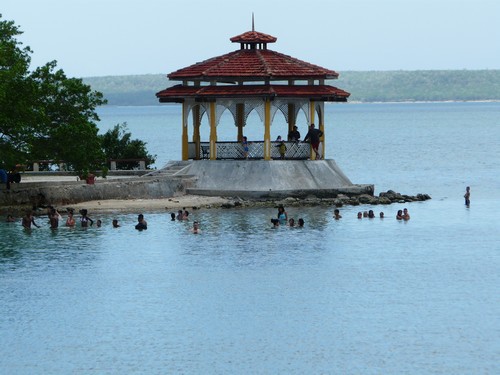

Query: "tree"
<box><xmin>0</xmin><ymin>14</ymin><xmax>106</xmax><ymax>175</ymax></box>
<box><xmin>100</xmin><ymin>123</ymin><xmax>156</xmax><ymax>170</ymax></box>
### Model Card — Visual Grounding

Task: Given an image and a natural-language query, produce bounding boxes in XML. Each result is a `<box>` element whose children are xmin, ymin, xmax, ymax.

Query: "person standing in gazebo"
<box><xmin>304</xmin><ymin>124</ymin><xmax>323</xmax><ymax>160</ymax></box>
<box><xmin>288</xmin><ymin>126</ymin><xmax>301</xmax><ymax>142</ymax></box>
<box><xmin>242</xmin><ymin>136</ymin><xmax>250</xmax><ymax>159</ymax></box>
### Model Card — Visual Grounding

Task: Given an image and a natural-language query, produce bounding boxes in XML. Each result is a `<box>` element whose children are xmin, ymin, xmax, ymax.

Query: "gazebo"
<box><xmin>156</xmin><ymin>27</ymin><xmax>350</xmax><ymax>161</ymax></box>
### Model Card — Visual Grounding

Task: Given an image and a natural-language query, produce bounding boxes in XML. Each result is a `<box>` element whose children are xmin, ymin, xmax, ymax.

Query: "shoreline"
<box><xmin>2</xmin><ymin>190</ymin><xmax>431</xmax><ymax>218</ymax></box>
<box><xmin>59</xmin><ymin>195</ymin><xmax>234</xmax><ymax>214</ymax></box>
<box><xmin>0</xmin><ymin>195</ymin><xmax>235</xmax><ymax>217</ymax></box>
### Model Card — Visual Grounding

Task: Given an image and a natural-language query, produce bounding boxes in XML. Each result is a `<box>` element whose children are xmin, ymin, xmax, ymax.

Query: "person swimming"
<box><xmin>135</xmin><ymin>214</ymin><xmax>147</xmax><ymax>230</ymax></box>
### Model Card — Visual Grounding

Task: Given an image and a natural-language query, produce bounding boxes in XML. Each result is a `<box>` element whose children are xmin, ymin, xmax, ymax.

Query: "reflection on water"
<box><xmin>0</xmin><ymin>200</ymin><xmax>498</xmax><ymax>373</ymax></box>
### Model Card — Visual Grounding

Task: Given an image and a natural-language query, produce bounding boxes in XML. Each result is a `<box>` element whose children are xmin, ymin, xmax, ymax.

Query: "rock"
<box><xmin>416</xmin><ymin>193</ymin><xmax>432</xmax><ymax>201</ymax></box>
<box><xmin>358</xmin><ymin>194</ymin><xmax>373</xmax><ymax>204</ymax></box>
<box><xmin>349</xmin><ymin>198</ymin><xmax>360</xmax><ymax>206</ymax></box>
<box><xmin>378</xmin><ymin>197</ymin><xmax>392</xmax><ymax>205</ymax></box>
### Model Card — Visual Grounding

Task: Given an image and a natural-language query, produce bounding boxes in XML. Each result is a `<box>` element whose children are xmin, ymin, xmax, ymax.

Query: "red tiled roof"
<box><xmin>230</xmin><ymin>31</ymin><xmax>277</xmax><ymax>44</ymax></box>
<box><xmin>156</xmin><ymin>84</ymin><xmax>350</xmax><ymax>102</ymax></box>
<box><xmin>168</xmin><ymin>49</ymin><xmax>339</xmax><ymax>81</ymax></box>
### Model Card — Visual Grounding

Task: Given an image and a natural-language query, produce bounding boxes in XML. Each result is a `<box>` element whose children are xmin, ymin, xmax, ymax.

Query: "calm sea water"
<box><xmin>1</xmin><ymin>102</ymin><xmax>499</xmax><ymax>374</ymax></box>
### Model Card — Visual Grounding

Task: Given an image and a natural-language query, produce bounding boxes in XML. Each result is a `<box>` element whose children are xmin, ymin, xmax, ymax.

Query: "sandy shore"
<box><xmin>59</xmin><ymin>195</ymin><xmax>234</xmax><ymax>214</ymax></box>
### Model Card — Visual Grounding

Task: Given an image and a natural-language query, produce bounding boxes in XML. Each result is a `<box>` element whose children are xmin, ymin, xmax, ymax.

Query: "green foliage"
<box><xmin>0</xmin><ymin>16</ymin><xmax>34</xmax><ymax>168</ymax></box>
<box><xmin>100</xmin><ymin>123</ymin><xmax>156</xmax><ymax>170</ymax></box>
<box><xmin>0</xmin><ymin>14</ymin><xmax>107</xmax><ymax>175</ymax></box>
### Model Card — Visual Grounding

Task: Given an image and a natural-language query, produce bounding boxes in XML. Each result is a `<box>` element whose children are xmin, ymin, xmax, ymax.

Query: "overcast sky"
<box><xmin>3</xmin><ymin>0</ymin><xmax>499</xmax><ymax>78</ymax></box>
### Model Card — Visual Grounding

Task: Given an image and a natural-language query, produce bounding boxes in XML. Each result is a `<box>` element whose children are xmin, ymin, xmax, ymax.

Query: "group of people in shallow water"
<box><xmin>170</xmin><ymin>209</ymin><xmax>201</xmax><ymax>233</ymax></box>
<box><xmin>7</xmin><ymin>206</ymin><xmax>202</xmax><ymax>233</ymax></box>
<box><xmin>349</xmin><ymin>208</ymin><xmax>410</xmax><ymax>220</ymax></box>
<box><xmin>270</xmin><ymin>205</ymin><xmax>411</xmax><ymax>228</ymax></box>
<box><xmin>8</xmin><ymin>207</ymin><xmax>144</xmax><ymax>231</ymax></box>
<box><xmin>6</xmin><ymin>204</ymin><xmax>412</xmax><ymax>234</ymax></box>
<box><xmin>270</xmin><ymin>205</ymin><xmax>305</xmax><ymax>228</ymax></box>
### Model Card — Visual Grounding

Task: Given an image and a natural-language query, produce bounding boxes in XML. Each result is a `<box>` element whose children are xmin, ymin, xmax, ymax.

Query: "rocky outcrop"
<box><xmin>211</xmin><ymin>190</ymin><xmax>431</xmax><ymax>209</ymax></box>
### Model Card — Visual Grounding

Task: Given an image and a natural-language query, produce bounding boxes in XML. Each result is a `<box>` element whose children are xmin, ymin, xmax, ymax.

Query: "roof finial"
<box><xmin>252</xmin><ymin>12</ymin><xmax>255</xmax><ymax>32</ymax></box>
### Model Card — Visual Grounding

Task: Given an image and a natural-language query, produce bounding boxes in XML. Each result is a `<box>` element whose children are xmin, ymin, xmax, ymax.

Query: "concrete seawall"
<box><xmin>0</xmin><ymin>176</ymin><xmax>191</xmax><ymax>213</ymax></box>
<box><xmin>1</xmin><ymin>160</ymin><xmax>373</xmax><ymax>213</ymax></box>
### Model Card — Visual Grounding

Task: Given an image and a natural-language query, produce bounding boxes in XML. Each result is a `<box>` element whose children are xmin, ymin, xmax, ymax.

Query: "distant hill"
<box><xmin>82</xmin><ymin>70</ymin><xmax>500</xmax><ymax>106</ymax></box>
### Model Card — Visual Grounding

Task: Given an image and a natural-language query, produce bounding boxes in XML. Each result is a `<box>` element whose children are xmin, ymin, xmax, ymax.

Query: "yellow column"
<box><xmin>264</xmin><ymin>99</ymin><xmax>271</xmax><ymax>160</ymax></box>
<box><xmin>182</xmin><ymin>102</ymin><xmax>189</xmax><ymax>161</ymax></box>
<box><xmin>319</xmin><ymin>103</ymin><xmax>325</xmax><ymax>159</ymax></box>
<box><xmin>209</xmin><ymin>102</ymin><xmax>217</xmax><ymax>160</ymax></box>
<box><xmin>193</xmin><ymin>105</ymin><xmax>200</xmax><ymax>160</ymax></box>
<box><xmin>309</xmin><ymin>100</ymin><xmax>316</xmax><ymax>126</ymax></box>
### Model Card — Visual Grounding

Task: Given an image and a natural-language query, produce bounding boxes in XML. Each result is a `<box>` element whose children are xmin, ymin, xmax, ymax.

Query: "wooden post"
<box><xmin>288</xmin><ymin>103</ymin><xmax>296</xmax><ymax>138</ymax></box>
<box><xmin>236</xmin><ymin>103</ymin><xmax>244</xmax><ymax>142</ymax></box>
<box><xmin>182</xmin><ymin>102</ymin><xmax>189</xmax><ymax>161</ymax></box>
<box><xmin>209</xmin><ymin>102</ymin><xmax>217</xmax><ymax>160</ymax></box>
<box><xmin>264</xmin><ymin>99</ymin><xmax>271</xmax><ymax>160</ymax></box>
<box><xmin>309</xmin><ymin>100</ymin><xmax>317</xmax><ymax>159</ymax></box>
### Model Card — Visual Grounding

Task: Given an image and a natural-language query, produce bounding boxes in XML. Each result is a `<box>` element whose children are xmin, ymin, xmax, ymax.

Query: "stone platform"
<box><xmin>175</xmin><ymin>159</ymin><xmax>373</xmax><ymax>199</ymax></box>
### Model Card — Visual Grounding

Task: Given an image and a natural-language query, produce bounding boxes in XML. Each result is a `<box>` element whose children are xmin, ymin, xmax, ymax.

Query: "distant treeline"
<box><xmin>82</xmin><ymin>70</ymin><xmax>500</xmax><ymax>106</ymax></box>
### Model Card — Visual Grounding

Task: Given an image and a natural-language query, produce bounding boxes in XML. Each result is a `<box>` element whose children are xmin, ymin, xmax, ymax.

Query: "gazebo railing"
<box><xmin>188</xmin><ymin>142</ymin><xmax>311</xmax><ymax>160</ymax></box>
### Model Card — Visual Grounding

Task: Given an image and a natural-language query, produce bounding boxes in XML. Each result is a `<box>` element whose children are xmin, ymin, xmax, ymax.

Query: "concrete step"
<box><xmin>142</xmin><ymin>160</ymin><xmax>193</xmax><ymax>178</ymax></box>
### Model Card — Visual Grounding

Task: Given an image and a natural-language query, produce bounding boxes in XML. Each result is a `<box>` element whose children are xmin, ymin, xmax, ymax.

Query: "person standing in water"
<box><xmin>49</xmin><ymin>207</ymin><xmax>62</xmax><ymax>229</ymax></box>
<box><xmin>464</xmin><ymin>186</ymin><xmax>471</xmax><ymax>207</ymax></box>
<box><xmin>135</xmin><ymin>214</ymin><xmax>147</xmax><ymax>231</ymax></box>
<box><xmin>79</xmin><ymin>209</ymin><xmax>94</xmax><ymax>228</ymax></box>
<box><xmin>22</xmin><ymin>210</ymin><xmax>40</xmax><ymax>230</ymax></box>
<box><xmin>191</xmin><ymin>221</ymin><xmax>201</xmax><ymax>234</ymax></box>
<box><xmin>277</xmin><ymin>205</ymin><xmax>288</xmax><ymax>225</ymax></box>
<box><xmin>65</xmin><ymin>210</ymin><xmax>76</xmax><ymax>227</ymax></box>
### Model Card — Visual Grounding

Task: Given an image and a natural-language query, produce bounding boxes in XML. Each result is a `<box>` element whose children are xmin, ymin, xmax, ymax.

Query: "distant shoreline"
<box><xmin>83</xmin><ymin>70</ymin><xmax>500</xmax><ymax>106</ymax></box>
<box><xmin>97</xmin><ymin>99</ymin><xmax>500</xmax><ymax>108</ymax></box>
